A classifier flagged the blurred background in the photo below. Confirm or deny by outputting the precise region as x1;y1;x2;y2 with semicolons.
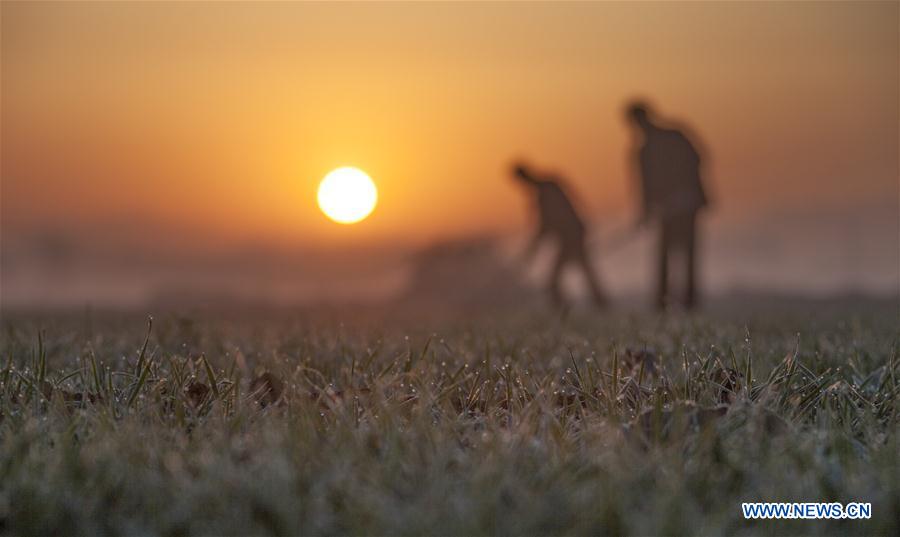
2;2;897;312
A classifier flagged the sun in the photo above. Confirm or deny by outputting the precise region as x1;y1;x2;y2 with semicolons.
317;167;378;224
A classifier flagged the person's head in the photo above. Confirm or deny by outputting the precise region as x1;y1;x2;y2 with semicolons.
625;100;653;130
511;161;536;185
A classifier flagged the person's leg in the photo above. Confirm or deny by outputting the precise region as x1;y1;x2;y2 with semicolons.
684;212;698;309
575;241;608;308
549;251;568;308
656;221;670;311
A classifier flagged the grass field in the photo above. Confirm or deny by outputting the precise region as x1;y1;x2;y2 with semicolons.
1;303;897;535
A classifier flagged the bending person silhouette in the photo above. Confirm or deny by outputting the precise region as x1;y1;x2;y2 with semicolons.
511;162;607;309
625;101;709;310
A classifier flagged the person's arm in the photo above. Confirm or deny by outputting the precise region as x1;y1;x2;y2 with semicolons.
683;128;711;208
630;148;652;227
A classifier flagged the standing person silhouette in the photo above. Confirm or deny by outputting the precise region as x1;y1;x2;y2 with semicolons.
511;162;607;309
625;101;709;310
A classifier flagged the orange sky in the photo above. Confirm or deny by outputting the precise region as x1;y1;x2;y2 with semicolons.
2;2;898;301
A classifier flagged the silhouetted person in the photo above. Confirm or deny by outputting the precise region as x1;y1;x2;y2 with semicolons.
511;162;607;309
626;101;709;310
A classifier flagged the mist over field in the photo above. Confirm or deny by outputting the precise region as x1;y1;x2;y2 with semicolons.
2;206;897;310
